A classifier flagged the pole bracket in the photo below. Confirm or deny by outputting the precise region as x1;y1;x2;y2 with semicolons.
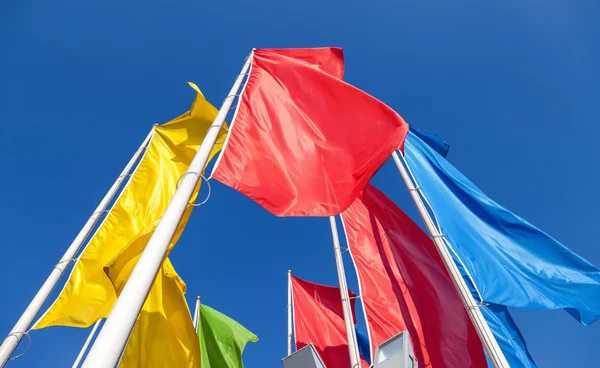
176;172;212;207
222;94;240;109
206;124;229;145
53;258;79;272
1;331;31;360
90;210;110;221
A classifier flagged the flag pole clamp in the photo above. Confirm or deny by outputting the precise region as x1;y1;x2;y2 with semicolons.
90;209;110;221
176;172;212;207
206;124;229;145
2;331;31;360
222;94;241;111
54;258;79;272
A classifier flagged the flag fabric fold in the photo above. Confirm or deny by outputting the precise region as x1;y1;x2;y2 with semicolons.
481;303;536;368
342;184;487;367
117;258;200;368
34;83;225;329
404;131;600;325
212;47;409;216
290;276;369;368
409;126;449;158
197;304;258;368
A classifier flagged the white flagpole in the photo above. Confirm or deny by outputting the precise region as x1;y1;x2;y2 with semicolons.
72;320;102;368
391;150;510;368
80;51;254;368
287;270;293;356
329;216;361;368
193;296;201;330
0;128;154;367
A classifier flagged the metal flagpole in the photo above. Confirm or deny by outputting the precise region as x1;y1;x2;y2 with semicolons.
72;320;102;368
193;296;201;330
391;150;510;368
80;50;255;368
0;128;155;367
287;270;293;356
329;216;362;368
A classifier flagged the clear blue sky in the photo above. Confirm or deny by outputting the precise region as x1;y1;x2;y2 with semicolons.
1;0;598;367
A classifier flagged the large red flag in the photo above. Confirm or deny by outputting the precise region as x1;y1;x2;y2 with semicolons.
342;185;487;368
291;276;369;368
212;47;409;216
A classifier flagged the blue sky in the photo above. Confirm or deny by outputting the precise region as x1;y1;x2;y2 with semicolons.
1;0;598;367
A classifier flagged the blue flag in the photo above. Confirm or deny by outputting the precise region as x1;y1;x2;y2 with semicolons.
404;131;600;325
355;328;371;365
409;126;450;158
481;304;536;368
453;258;536;368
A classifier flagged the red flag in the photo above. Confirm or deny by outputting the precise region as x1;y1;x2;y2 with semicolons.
291;276;369;368
342;185;487;368
212;47;409;216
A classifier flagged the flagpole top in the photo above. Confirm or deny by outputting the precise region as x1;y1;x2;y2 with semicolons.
196;296;201;301
153;123;158;127
287;270;291;275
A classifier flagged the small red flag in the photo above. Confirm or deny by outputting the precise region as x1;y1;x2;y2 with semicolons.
212;47;409;216
342;185;487;367
291;276;369;368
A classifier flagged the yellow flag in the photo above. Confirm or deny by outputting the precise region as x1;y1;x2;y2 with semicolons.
34;83;226;329
115;259;199;368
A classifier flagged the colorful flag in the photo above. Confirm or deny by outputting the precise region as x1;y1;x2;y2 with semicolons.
355;329;371;366
404;131;600;325
197;304;258;368
212;47;409;216
342;184;487;367
481;303;536;368
34;83;226;329
413;128;536;368
290;276;369;368
117;259;199;368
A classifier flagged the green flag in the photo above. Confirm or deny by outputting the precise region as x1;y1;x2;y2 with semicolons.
197;304;258;368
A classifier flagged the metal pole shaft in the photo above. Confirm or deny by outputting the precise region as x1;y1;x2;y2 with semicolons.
0;128;154;367
391;151;510;368
81;51;254;368
72;320;102;368
193;297;201;330
287;270;293;356
329;216;362;368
